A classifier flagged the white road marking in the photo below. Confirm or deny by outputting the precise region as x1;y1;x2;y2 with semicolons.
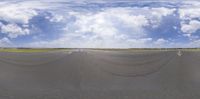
177;50;182;56
68;51;73;54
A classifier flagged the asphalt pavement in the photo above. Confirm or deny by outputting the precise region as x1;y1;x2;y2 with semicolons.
0;50;200;99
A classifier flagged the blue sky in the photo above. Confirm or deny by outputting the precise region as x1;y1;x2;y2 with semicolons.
0;0;200;48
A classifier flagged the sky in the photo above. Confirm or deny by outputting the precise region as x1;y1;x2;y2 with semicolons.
0;0;200;48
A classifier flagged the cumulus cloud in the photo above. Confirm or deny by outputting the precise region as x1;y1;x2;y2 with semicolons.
0;1;45;41
26;7;175;48
0;37;11;47
188;39;200;48
72;8;149;38
48;14;64;22
181;20;200;35
63;7;174;47
150;7;176;27
153;38;169;47
0;0;63;40
1;23;30;38
0;0;200;48
0;2;38;24
0;0;64;23
179;3;200;35
179;8;200;20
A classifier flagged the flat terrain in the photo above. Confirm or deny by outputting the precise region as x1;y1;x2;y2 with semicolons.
0;49;200;99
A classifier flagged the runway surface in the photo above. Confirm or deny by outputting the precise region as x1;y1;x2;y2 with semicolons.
0;49;200;99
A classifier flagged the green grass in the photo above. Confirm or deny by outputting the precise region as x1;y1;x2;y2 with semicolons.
181;48;200;51
0;48;69;53
92;48;200;52
92;48;169;51
1;48;200;53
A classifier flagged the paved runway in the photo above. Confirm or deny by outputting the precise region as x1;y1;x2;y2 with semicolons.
0;49;200;99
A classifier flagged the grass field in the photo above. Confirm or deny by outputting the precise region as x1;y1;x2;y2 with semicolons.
91;48;200;51
0;48;200;53
0;48;70;53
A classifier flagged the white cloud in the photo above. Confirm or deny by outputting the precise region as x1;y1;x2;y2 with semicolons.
2;0;193;48
0;0;63;40
188;39;200;48
179;8;200;20
143;7;176;28
179;2;200;35
0;37;11;47
58;8;153;48
151;7;175;16
155;38;168;44
0;0;63;24
181;20;200;34
0;1;48;40
26;7;175;48
49;14;64;22
1;23;30;38
0;2;37;24
153;38;169;47
73;8;149;38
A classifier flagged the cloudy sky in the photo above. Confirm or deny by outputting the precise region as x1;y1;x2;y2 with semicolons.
0;0;200;48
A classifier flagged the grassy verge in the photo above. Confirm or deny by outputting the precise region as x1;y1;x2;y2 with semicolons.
91;48;200;51
91;48;169;51
182;49;200;52
1;48;200;52
0;48;70;53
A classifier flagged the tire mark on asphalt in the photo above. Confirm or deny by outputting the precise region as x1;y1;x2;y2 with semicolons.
0;51;73;66
103;53;176;77
89;51;176;77
95;53;167;67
